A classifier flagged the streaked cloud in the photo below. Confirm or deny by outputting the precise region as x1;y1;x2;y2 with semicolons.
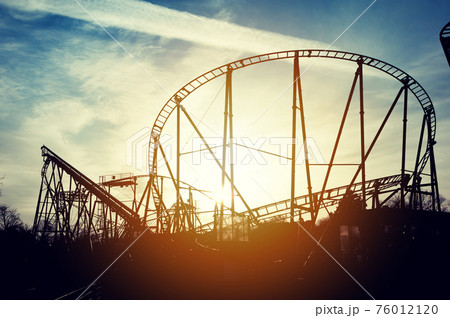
2;0;327;54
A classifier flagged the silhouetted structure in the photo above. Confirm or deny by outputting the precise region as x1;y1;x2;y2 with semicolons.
33;146;141;244
26;50;449;300
440;22;450;67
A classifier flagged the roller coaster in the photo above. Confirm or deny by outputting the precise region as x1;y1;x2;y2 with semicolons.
33;49;441;245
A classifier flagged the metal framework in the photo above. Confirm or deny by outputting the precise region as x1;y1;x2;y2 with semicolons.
198;173;409;233
440;22;450;68
32;50;442;240
33;146;141;244
145;50;441;234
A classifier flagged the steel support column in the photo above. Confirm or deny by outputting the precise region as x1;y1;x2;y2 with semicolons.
179;105;257;221
143;179;152;226
358;60;366;208
228;67;235;215
400;77;409;209
428;118;441;212
220;66;235;217
349;87;405;188
159;144;193;231
290;52;298;222
176;101;181;230
220;72;229;219
317;68;360;215
296;57;314;219
410;115;426;210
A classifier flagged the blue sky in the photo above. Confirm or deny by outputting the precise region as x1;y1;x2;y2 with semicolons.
0;0;449;224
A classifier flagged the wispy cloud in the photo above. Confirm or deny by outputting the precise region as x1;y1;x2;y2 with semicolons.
2;0;327;54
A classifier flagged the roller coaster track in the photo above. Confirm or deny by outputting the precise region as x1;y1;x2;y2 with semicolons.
99;174;214;227
440;22;450;68
38;146;141;227
196;174;408;233
148;50;436;183
32;49;441;240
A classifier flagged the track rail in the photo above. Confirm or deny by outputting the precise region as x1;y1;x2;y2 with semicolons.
196;174;408;233
40;146;141;226
148;50;436;180
440;22;450;67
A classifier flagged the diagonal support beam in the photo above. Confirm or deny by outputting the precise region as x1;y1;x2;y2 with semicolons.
317;67;360;215
159;144;194;231
409;115;426;210
178;102;257;221
350;86;405;187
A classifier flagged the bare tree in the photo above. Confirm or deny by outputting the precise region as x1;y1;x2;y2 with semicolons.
336;190;364;214
385;194;401;208
386;193;449;211
0;204;24;231
0;175;27;232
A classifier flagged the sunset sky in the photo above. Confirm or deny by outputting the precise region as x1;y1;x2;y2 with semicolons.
0;0;449;224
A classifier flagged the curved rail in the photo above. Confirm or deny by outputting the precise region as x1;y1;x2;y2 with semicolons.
440;22;450;67
149;49;435;174
196;173;408;233
147;49;437;223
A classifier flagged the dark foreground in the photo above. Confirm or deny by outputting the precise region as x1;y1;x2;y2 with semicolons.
2;208;450;300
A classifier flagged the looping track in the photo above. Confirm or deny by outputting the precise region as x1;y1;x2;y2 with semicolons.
148;50;436;183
